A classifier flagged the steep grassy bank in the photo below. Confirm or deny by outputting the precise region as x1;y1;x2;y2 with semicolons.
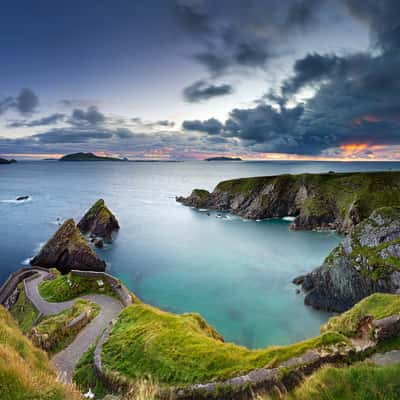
0;306;80;400
101;303;347;386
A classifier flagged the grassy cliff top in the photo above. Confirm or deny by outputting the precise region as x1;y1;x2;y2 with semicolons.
321;293;400;337
0;306;80;400
101;303;347;386
83;199;114;223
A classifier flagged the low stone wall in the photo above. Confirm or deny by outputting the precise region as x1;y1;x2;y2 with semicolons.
0;266;49;306
70;270;132;307
92;312;400;400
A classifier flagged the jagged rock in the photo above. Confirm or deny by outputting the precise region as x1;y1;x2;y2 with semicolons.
294;207;400;312
94;239;104;248
177;172;400;232
30;219;106;274
78;199;119;241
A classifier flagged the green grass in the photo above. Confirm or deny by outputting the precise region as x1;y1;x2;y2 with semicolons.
321;293;400;337
73;343;109;399
101;303;348;386
39;272;114;302
32;299;99;354
0;306;81;400
263;362;400;400
10;283;39;334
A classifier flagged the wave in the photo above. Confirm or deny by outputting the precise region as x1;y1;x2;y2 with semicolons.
282;216;296;222
0;196;32;204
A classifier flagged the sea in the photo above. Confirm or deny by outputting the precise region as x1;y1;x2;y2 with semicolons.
1;160;399;348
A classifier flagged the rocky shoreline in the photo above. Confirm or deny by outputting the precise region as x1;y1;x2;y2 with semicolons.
178;172;400;312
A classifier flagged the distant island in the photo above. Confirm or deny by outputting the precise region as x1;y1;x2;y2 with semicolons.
59;152;125;162
204;156;242;161
0;157;16;164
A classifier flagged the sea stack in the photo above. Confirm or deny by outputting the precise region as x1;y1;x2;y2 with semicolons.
78;199;119;241
30;219;106;273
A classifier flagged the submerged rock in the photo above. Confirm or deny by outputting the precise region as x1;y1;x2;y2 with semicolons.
295;207;400;312
78;199;119;241
30;218;106;274
177;171;400;232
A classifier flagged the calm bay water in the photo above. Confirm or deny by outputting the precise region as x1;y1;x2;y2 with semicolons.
1;160;400;348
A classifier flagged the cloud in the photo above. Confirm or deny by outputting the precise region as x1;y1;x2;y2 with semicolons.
69;106;106;126
182;117;223;134
183;80;233;102
175;0;324;75
8;113;65;128
0;88;39;116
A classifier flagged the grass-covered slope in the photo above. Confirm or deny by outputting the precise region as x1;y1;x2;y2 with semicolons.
10;283;39;334
39;272;114;302
101;303;347;386
262;362;400;400
321;293;400;337
0;306;80;400
178;171;400;232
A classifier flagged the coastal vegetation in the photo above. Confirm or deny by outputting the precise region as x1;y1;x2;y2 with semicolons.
0;306;80;400
321;293;400;337
9;283;39;334
262;362;400;400
31;299;99;354
39;271;114;302
101;302;348;386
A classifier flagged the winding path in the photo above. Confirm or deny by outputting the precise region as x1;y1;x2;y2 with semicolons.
24;271;123;382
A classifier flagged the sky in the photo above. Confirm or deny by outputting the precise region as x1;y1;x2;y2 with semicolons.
1;0;400;160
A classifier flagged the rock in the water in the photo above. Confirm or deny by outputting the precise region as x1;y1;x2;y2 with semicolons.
78;199;119;241
94;239;104;248
295;207;400;312
16;195;29;201
30;218;106;273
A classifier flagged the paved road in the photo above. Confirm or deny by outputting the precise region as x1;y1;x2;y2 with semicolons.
25;271;123;382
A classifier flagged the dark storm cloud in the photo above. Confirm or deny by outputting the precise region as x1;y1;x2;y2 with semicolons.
175;0;324;75
344;0;400;51
183;80;233;102
182;118;223;134
0;88;39;116
8;113;65;128
69;106;106;126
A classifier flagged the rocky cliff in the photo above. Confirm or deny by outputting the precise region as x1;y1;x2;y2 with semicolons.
177;172;400;232
30;219;106;273
294;207;400;312
78;199;119;241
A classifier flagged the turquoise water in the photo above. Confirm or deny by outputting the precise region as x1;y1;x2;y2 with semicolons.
2;160;400;348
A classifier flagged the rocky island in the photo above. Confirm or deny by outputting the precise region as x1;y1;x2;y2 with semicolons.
177;171;400;233
78;199;120;242
30;218;106;273
59;152;125;161
204;156;242;161
0;157;16;164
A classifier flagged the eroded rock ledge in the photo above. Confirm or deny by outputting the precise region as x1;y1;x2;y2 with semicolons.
177;171;400;233
30;219;106;273
295;207;400;312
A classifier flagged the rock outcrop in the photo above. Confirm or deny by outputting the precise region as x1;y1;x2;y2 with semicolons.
177;172;400;232
30;219;106;273
294;207;400;312
0;157;16;164
78;199;119;241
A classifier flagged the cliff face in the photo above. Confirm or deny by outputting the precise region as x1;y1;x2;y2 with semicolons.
30;219;106;273
295;207;400;312
78;199;119;241
177;172;400;232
